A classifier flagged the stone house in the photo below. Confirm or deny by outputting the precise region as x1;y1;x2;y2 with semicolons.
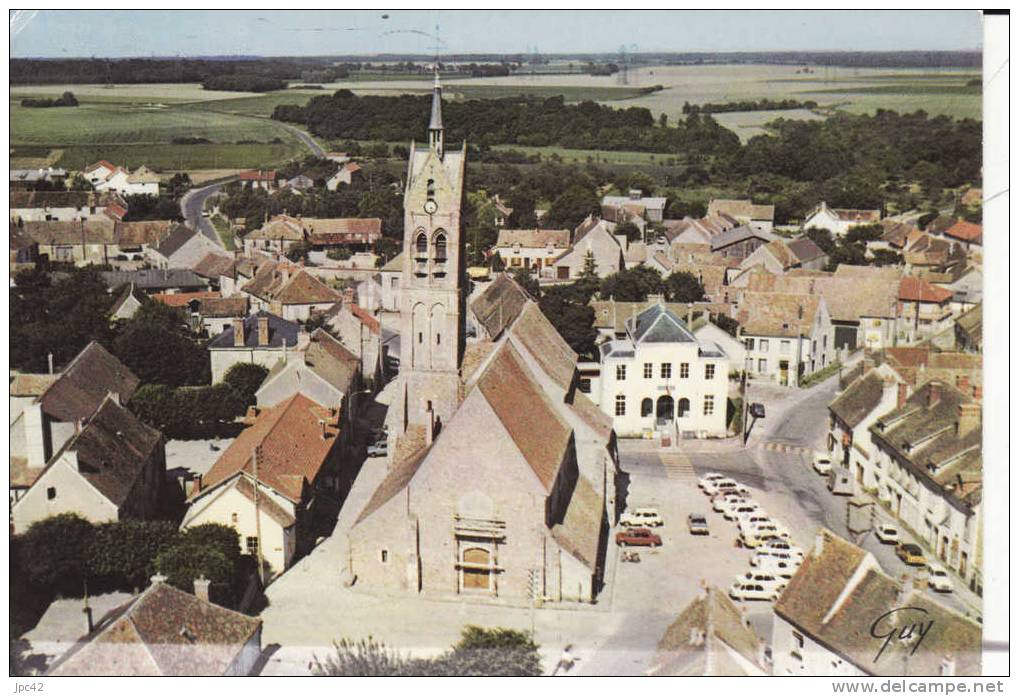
868;381;982;589
740;238;827;274
238;169;278;191
802;201;881;237
240;265;341;322
773;530;981;676
897;276;954;343
706;199;775;233
255;328;360;411
589;303;729;440
12;395;165;534
954;304;982;353
147;224;231;270
491;228;571;274
601;190;668;223
326;162;362;190
20;218;118;266
378;252;403;312
552;217;625;281
648;585;768;676
10;224;39;272
207;311;303;383
737;292;835;386
323;301;385;388
10;190;127;223
108;283;145;322
709;225;778;261
47;577;262;676
182;393;347;576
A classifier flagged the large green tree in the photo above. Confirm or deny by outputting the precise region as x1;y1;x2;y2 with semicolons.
599;266;665;302
539;284;598;359
664;271;706;303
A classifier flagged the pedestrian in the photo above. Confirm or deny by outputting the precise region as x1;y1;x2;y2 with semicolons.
557;644;575;673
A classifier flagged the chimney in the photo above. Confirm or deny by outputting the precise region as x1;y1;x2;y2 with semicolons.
897;382;909;409
813;532;825;557
319;418;328;440
47;352;54;374
257;316;270;347
232;317;245;347
927;383;942;409
955;374;970;392
193;575;210;602
956;403;981;438
687;303;693;326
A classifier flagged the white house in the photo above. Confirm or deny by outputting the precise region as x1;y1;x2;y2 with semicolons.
602;189;668;223
207;312;304;383
737;292;834;387
326;162;362;190
552;216;624;281
378;252;403;312
92;164;161;197
589;303;728;440
803;201;881;237
706;199;775;233
491;228;571;274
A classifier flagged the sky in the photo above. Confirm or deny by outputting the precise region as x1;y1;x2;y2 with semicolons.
10;10;983;59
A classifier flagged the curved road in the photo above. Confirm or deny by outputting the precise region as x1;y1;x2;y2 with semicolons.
181;181;229;245
277;122;325;158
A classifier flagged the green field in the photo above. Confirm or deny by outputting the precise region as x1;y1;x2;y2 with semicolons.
490;144;679;165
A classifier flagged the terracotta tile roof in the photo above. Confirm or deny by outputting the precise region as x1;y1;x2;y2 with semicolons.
470;273;531;338
85;160;117;173
461;341;497;384
348;303;380;335
509;302;577;390
245;216;304;242
10;190;124;210
955;303;981;344
776;531;981;676
114;220;174;247
831;208;880;223
10;456;43;489
550;475;603;570
651;586;765;676
707;199;775;222
22;219;117;246
9;373;59;397
762;239;798;269
126;165;160;184
192;253;237;280
238;169;276;182
833;264;902;280
737;292;820;338
880;220;920;249
199;393;340;503
569;391;614;441
272;269;342;305
960;188;982;206
303;328;359;393
899;276;953;303
38;342;139;423
944;220;982;244
477;342;572;491
305;217;382;245
495;228;571;249
48;582;261;676
152;291;220;308
197;295;248;318
829;369;887;428
355;426;430;525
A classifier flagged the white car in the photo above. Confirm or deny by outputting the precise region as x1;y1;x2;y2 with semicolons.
724;501;761;522
738;511;773;528
705;479;750;497
729;579;780;602
759;540;804;558
737;570;787;591
927;564;954;593
875;524;899;545
697;472;727;490
813;452;833;476
752;553;802;578
741;524;790;548
620;507;664;528
712;493;748;513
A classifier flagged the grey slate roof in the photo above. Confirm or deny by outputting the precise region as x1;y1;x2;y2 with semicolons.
101;269;209;291
627;304;697;344
152;224;199;259
208;310;300;350
710;225;777;251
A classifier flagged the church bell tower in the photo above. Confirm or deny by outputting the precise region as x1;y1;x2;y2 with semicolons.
398;72;467;432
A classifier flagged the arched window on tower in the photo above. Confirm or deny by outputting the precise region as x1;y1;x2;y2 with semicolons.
434;231;447;263
415;231;428;258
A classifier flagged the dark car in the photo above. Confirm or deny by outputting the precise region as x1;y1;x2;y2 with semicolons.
687;513;709;535
615;527;662;547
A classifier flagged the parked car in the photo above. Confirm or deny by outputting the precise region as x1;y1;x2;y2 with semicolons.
712;493;748;513
759;539;803;558
752;553;801;578
736;510;771;527
705;479;750;497
687;513;709;535
616;527;662;547
724;501;761;522
896;543;926;566
741;524;790;548
729;579;779;602
927;564;954;593
620;507;664;528
366;439;388;457
875;524;900;545
738;516;781;536
813;452;833;476
737;571;787;592
697;472;727;490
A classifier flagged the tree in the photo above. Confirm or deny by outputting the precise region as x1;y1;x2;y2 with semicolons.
87;520;179;591
664;271;706;303
615;221;642;242
313;637;408;676
222;363;270;406
489;253;506;272
539;285;597;359
438;626;542;676
508;266;539;297
713;314;741;337
112;302;210;387
845;223;884;245
19;514;95;594
543;185;599;230
286;240;312;262
599;266;664;302
153;524;240;604
870;249;904;267
68;173;93;191
804;227;836;255
165;172;192;200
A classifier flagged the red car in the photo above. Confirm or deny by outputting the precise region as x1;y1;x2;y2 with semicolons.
616;527;662;547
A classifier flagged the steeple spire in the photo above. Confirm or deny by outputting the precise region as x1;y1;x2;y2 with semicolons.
428;69;444;158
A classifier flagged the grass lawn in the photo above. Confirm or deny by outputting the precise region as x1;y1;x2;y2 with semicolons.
53;142;304;171
210;214;235;250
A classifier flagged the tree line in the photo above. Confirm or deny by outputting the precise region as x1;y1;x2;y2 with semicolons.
20;90;78;108
10;56;329;85
682;97;819;114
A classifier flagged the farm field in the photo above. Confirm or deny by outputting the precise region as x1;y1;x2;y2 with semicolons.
489;144;681;165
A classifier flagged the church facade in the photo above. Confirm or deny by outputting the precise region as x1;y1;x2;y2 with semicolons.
348;82;616;604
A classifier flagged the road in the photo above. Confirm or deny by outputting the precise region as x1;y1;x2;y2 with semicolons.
277;122;325;158
180;181;227;245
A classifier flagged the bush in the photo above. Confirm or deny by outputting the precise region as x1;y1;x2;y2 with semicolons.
800;361;842;389
86;520;179;591
326;247;353;261
222;363;270;406
128;382;246;439
19;514;96;594
153;524;241;605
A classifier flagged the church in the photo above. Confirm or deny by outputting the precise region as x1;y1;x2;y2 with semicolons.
347;76;618;604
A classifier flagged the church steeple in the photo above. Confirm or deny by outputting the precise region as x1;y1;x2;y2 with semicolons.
428;71;444;159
